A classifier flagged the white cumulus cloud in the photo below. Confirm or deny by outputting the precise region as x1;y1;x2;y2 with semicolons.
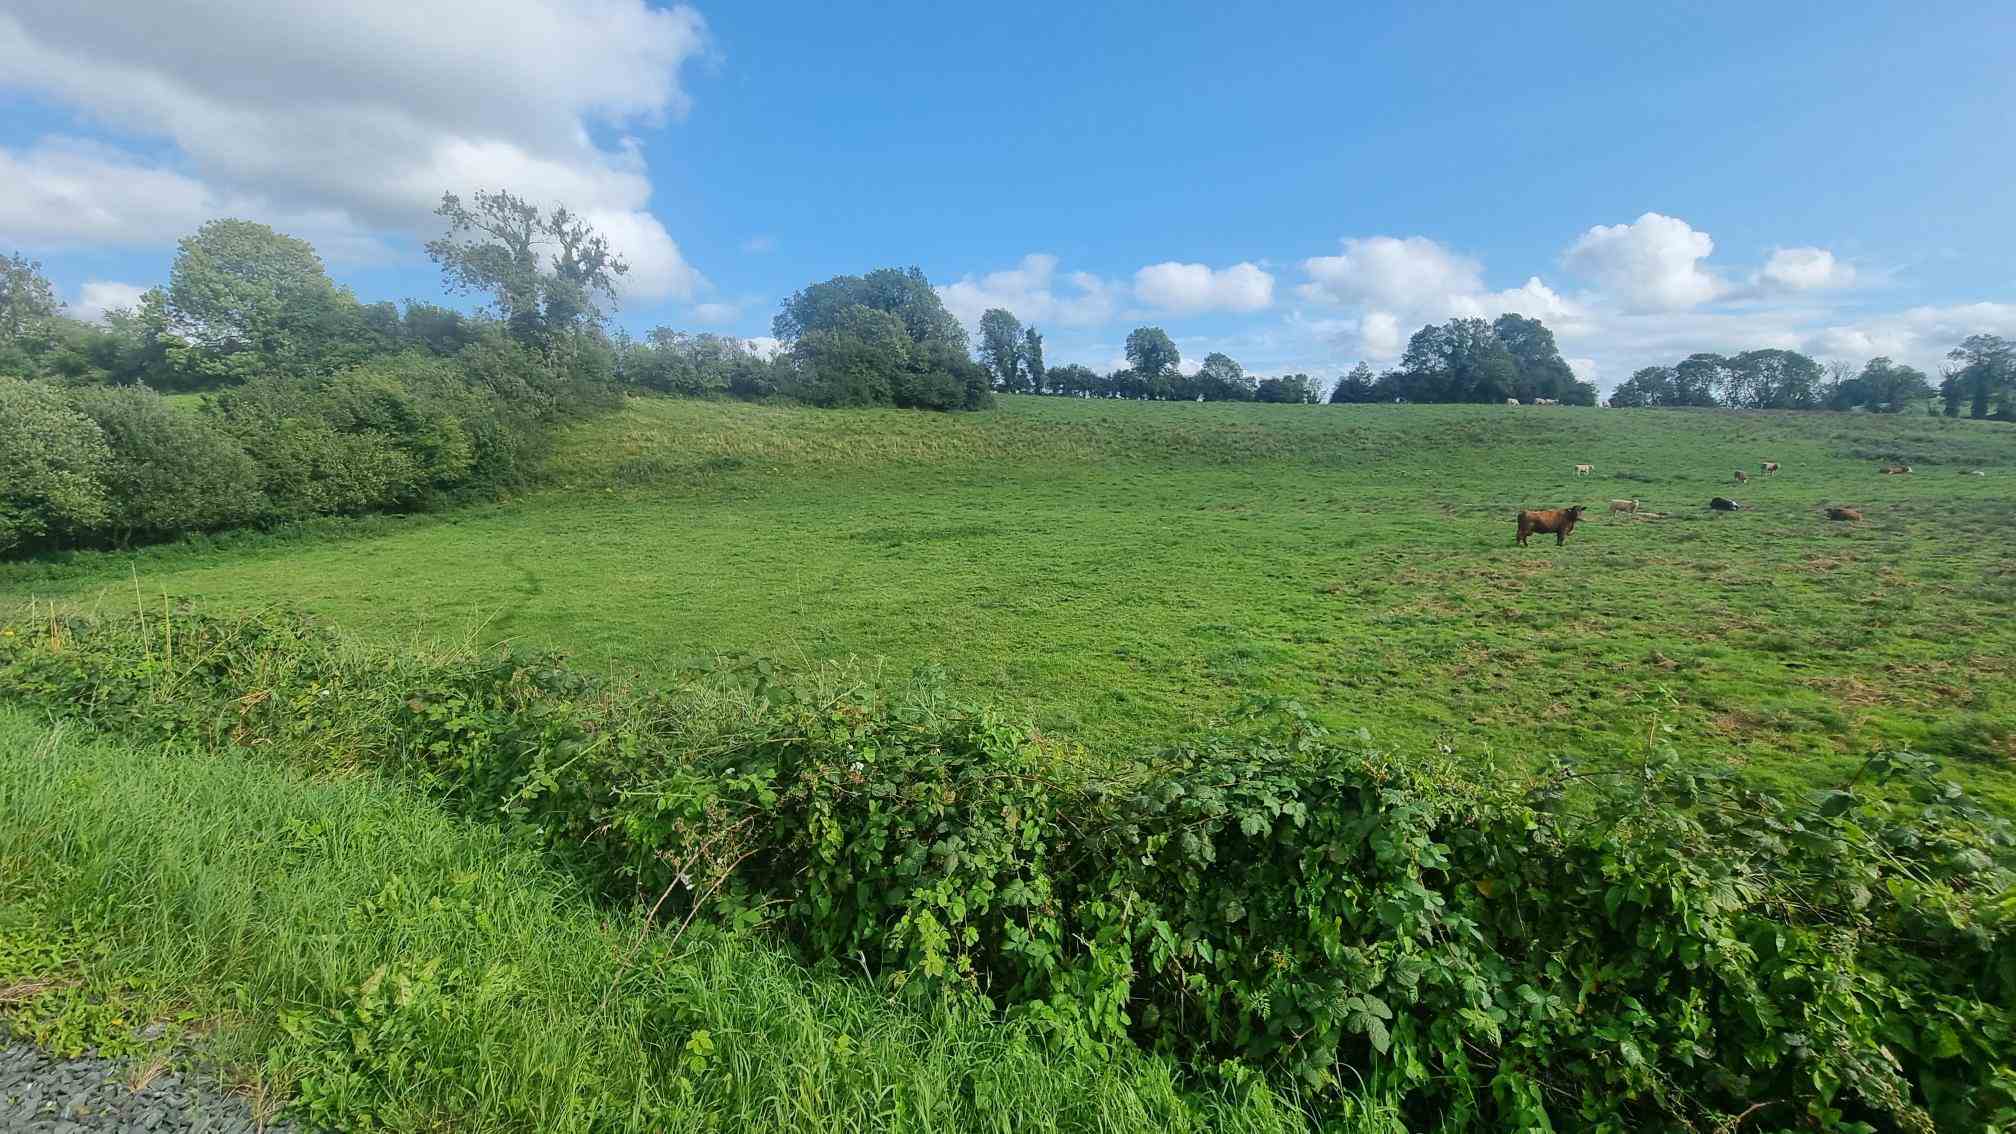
71;280;151;323
1757;246;1856;292
1803;302;2016;369
1132;261;1274;315
1358;311;1404;357
1293;236;1586;363
1563;212;1723;311
0;0;709;297
1299;236;1484;310
937;253;1122;331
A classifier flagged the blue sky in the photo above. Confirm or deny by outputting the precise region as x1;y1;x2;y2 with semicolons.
3;0;2012;390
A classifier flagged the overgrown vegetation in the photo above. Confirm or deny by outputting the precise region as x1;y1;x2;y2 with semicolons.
0;340;604;555
0;707;1303;1133
4;608;2010;1131
1610;339;2016;419
0;210;626;556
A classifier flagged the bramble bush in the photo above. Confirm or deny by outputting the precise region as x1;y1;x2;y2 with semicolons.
2;608;2010;1132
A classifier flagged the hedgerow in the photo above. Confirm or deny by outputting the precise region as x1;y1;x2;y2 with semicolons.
2;333;614;557
2;607;2010;1132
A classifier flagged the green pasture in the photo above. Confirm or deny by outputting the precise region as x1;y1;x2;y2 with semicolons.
7;396;2012;802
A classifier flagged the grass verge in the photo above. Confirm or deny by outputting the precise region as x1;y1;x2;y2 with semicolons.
0;706;1314;1134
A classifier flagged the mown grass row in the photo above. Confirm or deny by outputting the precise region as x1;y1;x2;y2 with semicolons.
0;706;1312;1134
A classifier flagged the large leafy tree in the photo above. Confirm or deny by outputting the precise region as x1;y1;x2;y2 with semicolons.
1196;352;1254;401
1671;353;1726;406
1395;318;1518;403
779;291;989;413
1832;357;1934;413
1608;366;1675;407
164;219;362;383
1946;334;2014;420
426;190;627;347
1020;327;1045;394
1124;326;1180;382
1720;349;1822;409
978;308;1024;391
1254;373;1321;403
1329;361;1378;404
0;252;62;345
1492;313;1578;402
773;267;965;352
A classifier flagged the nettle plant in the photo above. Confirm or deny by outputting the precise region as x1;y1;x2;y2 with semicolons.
3;611;2011;1132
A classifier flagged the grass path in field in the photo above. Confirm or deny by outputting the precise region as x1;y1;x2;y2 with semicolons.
8;398;2014;804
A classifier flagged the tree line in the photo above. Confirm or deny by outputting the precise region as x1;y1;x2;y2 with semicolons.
0;193;635;556
598;267;992;411
1;195;1017;555
1607;336;2014;418
961;308;1594;407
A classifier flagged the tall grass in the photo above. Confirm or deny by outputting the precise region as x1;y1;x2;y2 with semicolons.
0;707;1318;1133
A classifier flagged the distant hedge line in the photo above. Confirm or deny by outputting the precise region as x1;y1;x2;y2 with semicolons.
0;340;612;557
2;609;2010;1132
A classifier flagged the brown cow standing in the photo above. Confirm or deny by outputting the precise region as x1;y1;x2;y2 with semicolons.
1734;470;1748;483
1517;505;1586;546
1762;461;1780;474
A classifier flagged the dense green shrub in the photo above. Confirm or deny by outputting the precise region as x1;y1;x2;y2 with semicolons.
0;376;112;554
207;378;433;518
787;325;897;408
3;609;2011;1132
0;333;614;555
783;323;993;411
67;385;266;542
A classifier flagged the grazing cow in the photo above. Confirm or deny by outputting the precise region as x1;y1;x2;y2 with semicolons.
1733;470;1748;483
1516;505;1586;546
1574;463;1593;475
1709;497;1741;511
1506;397;1520;406
1826;506;1863;522
1609;499;1638;513
1762;461;1780;474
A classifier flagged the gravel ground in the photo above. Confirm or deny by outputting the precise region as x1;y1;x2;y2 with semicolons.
0;1044;296;1133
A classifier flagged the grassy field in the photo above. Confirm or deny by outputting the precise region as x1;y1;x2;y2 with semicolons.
6;395;2014;803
